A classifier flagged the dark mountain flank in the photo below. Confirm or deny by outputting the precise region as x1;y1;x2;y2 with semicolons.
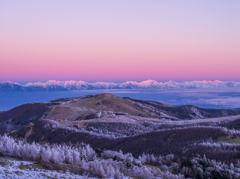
0;103;50;135
124;97;240;119
10;119;227;157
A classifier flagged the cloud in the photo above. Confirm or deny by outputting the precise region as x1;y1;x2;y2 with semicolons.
198;97;240;108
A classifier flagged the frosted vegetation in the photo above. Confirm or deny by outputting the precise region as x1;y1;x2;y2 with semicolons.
0;157;92;179
0;135;182;178
1;135;240;178
45;119;240;139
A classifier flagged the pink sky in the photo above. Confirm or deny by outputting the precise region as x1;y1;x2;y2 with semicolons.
0;1;239;82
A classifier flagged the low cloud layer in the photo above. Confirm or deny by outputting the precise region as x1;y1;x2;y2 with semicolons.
198;97;240;108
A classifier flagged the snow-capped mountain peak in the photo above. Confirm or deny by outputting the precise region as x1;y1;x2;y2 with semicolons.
1;80;240;92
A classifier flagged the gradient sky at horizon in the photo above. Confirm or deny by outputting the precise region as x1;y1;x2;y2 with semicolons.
0;0;240;82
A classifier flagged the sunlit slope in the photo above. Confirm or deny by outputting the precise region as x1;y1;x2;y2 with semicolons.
69;93;149;115
46;93;153;121
46;93;240;121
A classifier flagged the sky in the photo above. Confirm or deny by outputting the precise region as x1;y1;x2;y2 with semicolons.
0;0;240;82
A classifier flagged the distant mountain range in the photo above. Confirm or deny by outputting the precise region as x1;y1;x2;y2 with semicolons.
1;80;240;91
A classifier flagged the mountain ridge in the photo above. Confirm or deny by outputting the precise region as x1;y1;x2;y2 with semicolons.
1;93;239;130
1;79;240;91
